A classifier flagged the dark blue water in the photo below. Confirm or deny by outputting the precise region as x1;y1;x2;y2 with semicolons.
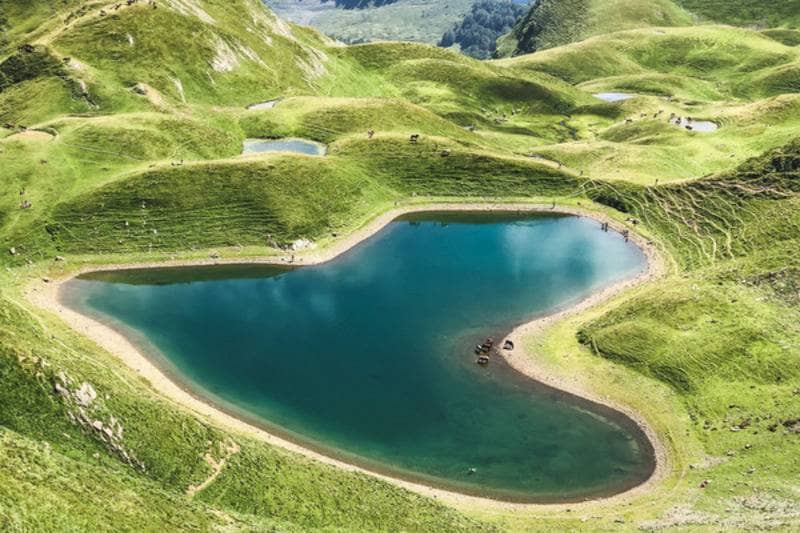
243;138;326;155
63;213;654;501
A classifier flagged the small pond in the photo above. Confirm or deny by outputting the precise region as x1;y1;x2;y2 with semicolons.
243;138;327;156
593;92;636;103
670;117;718;132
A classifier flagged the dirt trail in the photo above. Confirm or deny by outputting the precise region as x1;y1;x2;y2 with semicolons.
186;439;240;497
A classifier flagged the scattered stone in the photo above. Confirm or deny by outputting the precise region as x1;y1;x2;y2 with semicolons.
9;247;17;256
53;382;70;398
75;382;98;407
55;256;65;262
290;238;313;251
699;479;711;488
781;418;800;433
42;277;51;283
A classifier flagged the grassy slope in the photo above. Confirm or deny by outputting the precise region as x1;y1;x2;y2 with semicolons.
2;0;800;530
497;26;800;183
495;0;693;57
675;0;800;28
497;0;800;58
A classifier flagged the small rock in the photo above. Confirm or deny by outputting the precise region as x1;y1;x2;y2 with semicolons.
9;247;16;256
290;238;313;251
75;383;97;407
55;256;65;262
699;479;711;488
53;382;70;398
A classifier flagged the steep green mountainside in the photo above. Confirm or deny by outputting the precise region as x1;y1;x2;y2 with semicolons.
2;0;800;530
495;0;693;56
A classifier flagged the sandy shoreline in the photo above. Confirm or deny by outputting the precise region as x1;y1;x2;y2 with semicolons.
26;202;669;510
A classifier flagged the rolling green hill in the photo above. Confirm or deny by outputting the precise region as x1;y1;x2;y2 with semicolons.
497;0;800;58
495;0;693;56
2;0;800;530
675;0;800;28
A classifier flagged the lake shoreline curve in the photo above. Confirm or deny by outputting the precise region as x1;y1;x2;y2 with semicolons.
27;202;668;510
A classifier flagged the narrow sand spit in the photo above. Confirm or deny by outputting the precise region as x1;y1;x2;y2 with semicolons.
27;202;668;510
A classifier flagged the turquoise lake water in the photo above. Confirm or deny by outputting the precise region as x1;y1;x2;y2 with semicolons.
63;212;655;501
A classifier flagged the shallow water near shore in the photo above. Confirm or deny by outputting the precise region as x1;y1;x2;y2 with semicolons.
63;213;655;502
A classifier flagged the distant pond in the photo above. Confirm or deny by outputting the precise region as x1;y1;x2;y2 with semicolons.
243;138;326;156
593;92;636;103
62;213;655;502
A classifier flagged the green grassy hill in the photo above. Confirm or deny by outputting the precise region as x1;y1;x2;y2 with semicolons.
675;0;800;28
497;0;800;58
495;0;694;57
2;0;800;530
